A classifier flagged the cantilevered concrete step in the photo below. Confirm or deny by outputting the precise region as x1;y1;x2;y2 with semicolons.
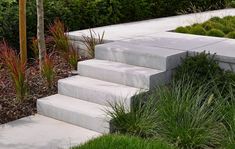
78;59;170;89
58;75;141;107
95;41;186;71
37;94;111;134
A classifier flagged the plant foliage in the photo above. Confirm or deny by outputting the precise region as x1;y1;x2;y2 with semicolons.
0;40;27;101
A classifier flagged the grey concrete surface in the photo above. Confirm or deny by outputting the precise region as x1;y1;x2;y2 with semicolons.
0;115;101;149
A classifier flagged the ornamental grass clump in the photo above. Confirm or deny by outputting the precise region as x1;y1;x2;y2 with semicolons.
108;78;225;149
49;19;69;54
67;46;80;70
0;41;27;101
155;79;225;149
49;19;80;70
107;92;160;138
41;53;55;89
82;30;105;59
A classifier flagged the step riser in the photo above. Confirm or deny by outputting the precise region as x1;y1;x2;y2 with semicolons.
78;63;169;89
150;70;172;89
58;81;132;107
37;101;110;134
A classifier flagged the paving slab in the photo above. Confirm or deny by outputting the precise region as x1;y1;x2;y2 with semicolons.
68;9;235;41
0;115;101;149
122;32;226;51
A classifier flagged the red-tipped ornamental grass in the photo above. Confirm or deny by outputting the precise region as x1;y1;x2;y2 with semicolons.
41;53;55;88
67;46;80;70
0;41;27;101
49;19;69;54
49;19;80;69
82;29;105;58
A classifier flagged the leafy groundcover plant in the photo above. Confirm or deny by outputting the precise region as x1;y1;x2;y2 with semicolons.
72;134;174;149
175;16;235;39
107;52;235;149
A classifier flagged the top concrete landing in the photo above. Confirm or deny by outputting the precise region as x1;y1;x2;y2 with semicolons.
68;9;235;41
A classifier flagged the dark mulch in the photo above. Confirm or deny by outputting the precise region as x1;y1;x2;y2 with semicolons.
0;53;72;124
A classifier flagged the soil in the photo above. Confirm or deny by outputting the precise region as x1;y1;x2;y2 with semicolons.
0;52;72;124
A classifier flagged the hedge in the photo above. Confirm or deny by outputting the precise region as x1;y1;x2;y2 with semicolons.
0;0;232;51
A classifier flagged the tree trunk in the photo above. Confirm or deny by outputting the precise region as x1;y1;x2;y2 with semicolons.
36;0;46;70
19;0;27;64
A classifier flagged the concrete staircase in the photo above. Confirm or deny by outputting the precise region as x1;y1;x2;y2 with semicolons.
37;41;186;134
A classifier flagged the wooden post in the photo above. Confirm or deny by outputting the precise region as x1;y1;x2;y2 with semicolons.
19;0;27;64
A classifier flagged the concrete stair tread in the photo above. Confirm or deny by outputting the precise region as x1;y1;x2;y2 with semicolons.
58;75;141;104
95;41;186;70
96;41;186;57
78;59;168;89
79;59;164;75
38;94;111;118
37;94;112;133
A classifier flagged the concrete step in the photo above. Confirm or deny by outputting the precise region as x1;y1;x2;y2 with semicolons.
37;94;112;134
95;41;186;71
58;75;141;107
78;59;170;89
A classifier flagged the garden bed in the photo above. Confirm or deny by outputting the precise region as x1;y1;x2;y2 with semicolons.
0;53;71;124
175;16;235;38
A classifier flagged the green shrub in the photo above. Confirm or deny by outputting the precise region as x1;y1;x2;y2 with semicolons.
189;25;207;35
176;15;235;37
226;31;235;38
209;17;224;24
202;21;232;33
206;29;225;37
175;27;189;33
174;52;235;97
72;135;174;149
0;0;230;51
174;52;222;86
223;16;235;22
